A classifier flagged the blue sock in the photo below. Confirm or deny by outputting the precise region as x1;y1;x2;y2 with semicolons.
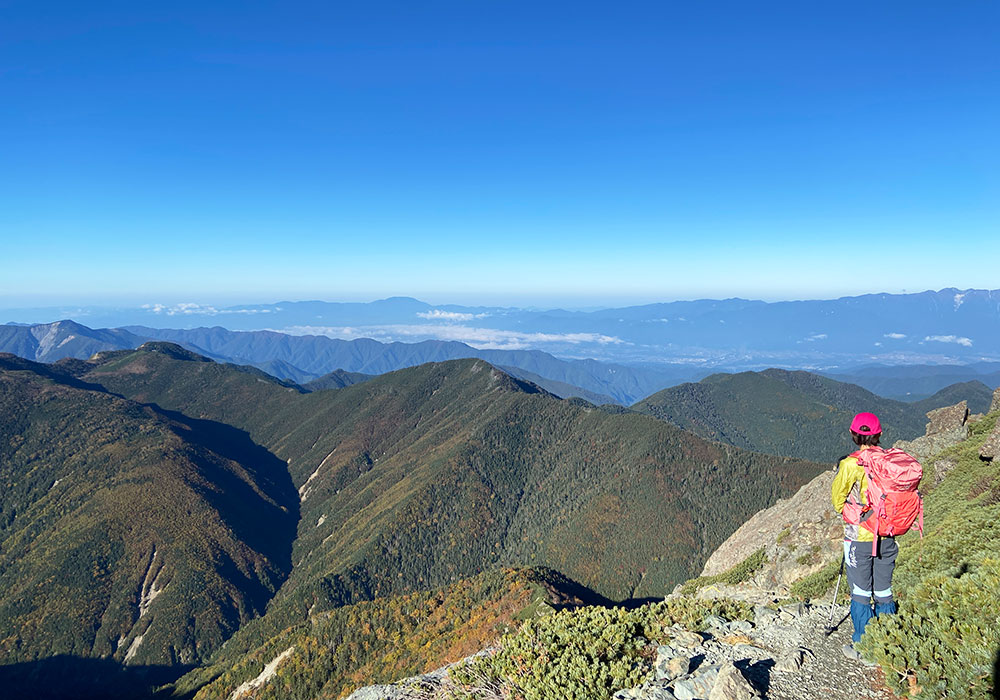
850;600;874;643
875;601;896;616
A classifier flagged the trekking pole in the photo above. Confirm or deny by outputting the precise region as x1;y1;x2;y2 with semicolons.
825;553;845;634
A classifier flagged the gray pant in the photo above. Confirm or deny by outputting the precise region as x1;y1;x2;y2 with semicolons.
844;537;897;604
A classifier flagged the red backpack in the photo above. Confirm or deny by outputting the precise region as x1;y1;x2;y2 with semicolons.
852;447;925;554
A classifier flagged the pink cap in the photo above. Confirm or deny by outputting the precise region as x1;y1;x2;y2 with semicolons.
850;412;881;435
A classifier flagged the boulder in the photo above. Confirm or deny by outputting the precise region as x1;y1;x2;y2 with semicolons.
991;387;1000;414
708;662;761;700
673;665;720;700
345;686;407;700
774;646;815;673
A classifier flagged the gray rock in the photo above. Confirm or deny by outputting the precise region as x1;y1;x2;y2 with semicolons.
673;664;720;700
615;683;679;700
727;620;753;633
980;420;1000;461
926;401;969;435
774;646;815;673
991;387;1000;414
778;602;806;619
753;605;779;626
668;628;704;649
704;614;728;630
708;661;761;700
932;457;959;485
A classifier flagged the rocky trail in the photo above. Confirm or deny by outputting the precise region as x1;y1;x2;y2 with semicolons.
345;600;900;700
613;601;898;700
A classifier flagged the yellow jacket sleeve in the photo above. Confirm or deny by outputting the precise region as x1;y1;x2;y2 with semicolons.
831;455;858;514
831;453;873;542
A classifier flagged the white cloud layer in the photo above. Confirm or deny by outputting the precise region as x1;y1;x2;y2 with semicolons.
280;324;627;350
142;303;275;316
804;333;828;341
415;309;488;322
884;332;907;339
924;334;973;347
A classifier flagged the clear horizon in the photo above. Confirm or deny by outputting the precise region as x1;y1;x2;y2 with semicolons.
2;285;996;316
3;1;998;304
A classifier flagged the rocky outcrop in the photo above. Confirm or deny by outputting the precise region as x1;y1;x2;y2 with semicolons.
894;401;971;475
697;469;841;598
925;401;969;435
991;387;1000;414
611;605;893;700
980;421;1000;461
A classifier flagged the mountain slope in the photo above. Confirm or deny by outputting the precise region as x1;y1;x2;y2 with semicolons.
631;369;986;463
174;567;601;700
74;345;823;666
910;379;994;416
0;354;298;670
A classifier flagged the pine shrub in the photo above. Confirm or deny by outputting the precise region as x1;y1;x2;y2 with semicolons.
858;557;1000;700
678;548;766;595
449;598;752;700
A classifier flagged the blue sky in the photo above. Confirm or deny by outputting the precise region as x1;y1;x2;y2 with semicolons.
2;1;998;307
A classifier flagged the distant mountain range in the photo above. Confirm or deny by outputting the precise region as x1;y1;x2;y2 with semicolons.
822;362;1000;400
0;320;695;404
5;288;1000;367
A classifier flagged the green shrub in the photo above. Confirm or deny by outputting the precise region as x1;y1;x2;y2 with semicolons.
449;598;752;700
790;557;846;602
678;548;766;595
858;557;1000;700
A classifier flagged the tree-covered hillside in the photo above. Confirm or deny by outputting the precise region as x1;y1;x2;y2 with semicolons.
632;368;989;463
0;354;299;671
74;346;822;658
174;567;599;700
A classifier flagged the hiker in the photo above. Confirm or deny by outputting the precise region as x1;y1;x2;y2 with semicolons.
831;412;916;662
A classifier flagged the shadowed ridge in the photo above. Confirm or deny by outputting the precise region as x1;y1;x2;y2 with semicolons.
0;352;111;393
0;654;191;700
0;361;300;669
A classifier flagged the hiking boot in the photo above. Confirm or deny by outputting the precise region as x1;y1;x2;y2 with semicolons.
841;643;877;667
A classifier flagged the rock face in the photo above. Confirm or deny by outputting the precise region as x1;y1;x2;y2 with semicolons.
925;401;969;435
697;469;842;597
894;401;971;468
991;387;1000;414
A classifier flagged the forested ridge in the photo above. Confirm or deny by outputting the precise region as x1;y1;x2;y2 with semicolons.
1;344;849;698
633;368;992;462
